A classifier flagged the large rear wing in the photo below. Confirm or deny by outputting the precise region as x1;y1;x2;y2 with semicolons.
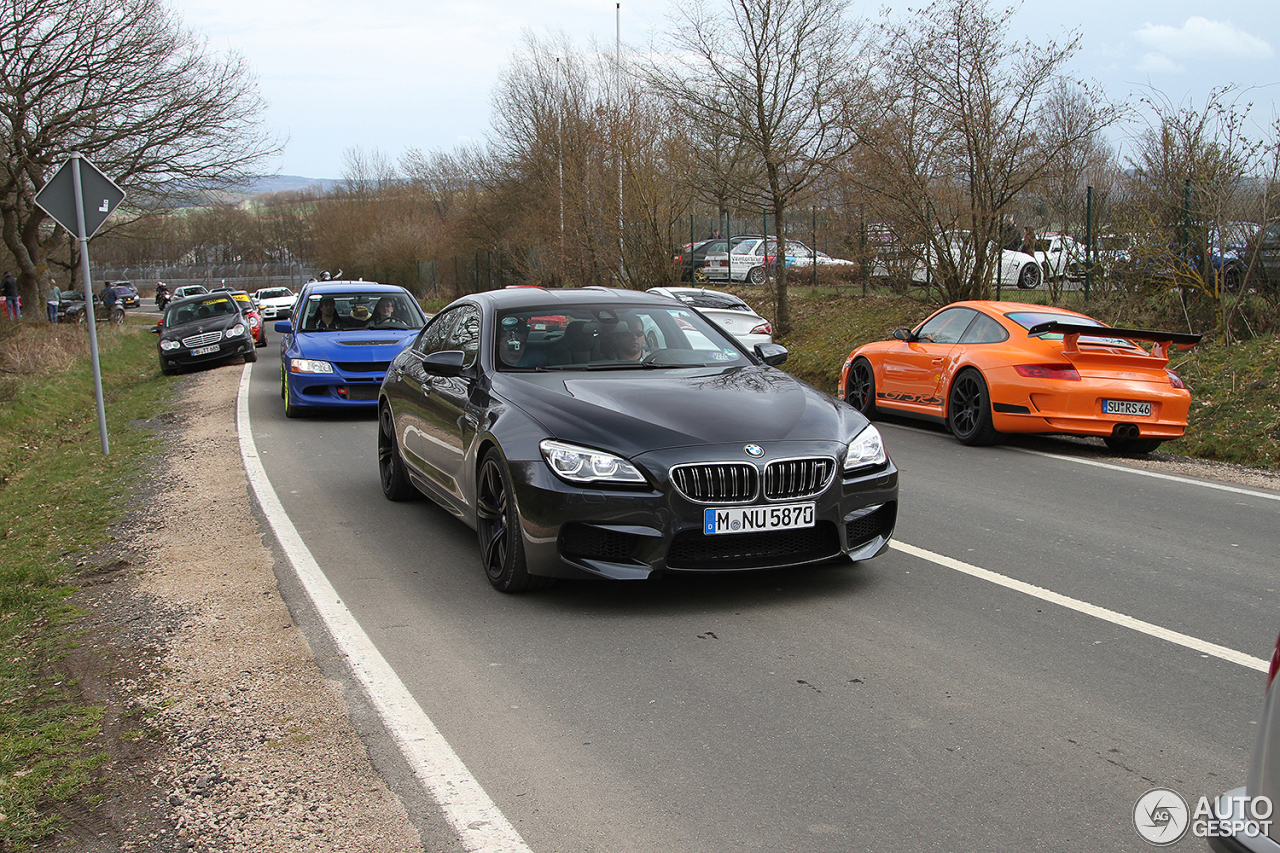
1026;321;1202;359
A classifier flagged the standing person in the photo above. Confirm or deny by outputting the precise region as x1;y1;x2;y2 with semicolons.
999;216;1020;252
101;281;118;321
1;271;18;320
47;280;60;323
1020;226;1037;256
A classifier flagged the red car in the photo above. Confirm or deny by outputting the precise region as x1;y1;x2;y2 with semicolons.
230;291;267;347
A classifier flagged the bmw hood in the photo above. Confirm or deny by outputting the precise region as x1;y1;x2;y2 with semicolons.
497;366;863;455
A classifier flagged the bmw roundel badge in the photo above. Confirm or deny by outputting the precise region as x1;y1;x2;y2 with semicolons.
744;444;764;458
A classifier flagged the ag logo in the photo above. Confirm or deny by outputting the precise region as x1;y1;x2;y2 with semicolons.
1134;788;1190;845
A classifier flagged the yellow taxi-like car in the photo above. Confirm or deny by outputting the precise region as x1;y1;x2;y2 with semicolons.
839;301;1202;455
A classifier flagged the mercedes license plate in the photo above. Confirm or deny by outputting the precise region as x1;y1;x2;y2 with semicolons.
1102;399;1151;417
704;502;815;535
191;344;219;356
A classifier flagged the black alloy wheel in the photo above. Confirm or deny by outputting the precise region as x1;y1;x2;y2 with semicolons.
947;369;999;446
476;449;548;593
378;405;417;501
846;358;877;417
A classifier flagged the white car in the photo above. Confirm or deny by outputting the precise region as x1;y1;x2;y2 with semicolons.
645;286;773;350
1034;233;1087;283
702;236;855;285
171;284;208;300
251;286;296;320
871;236;1043;290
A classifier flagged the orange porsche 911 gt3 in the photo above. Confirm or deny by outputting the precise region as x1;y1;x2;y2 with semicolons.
839;301;1202;454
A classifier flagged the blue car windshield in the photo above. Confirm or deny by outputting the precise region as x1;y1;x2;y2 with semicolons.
495;304;750;371
300;292;425;332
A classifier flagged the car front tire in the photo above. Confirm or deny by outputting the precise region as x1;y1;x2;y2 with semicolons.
476;449;550;593
1016;263;1042;289
845;358;877;417
947;369;999;446
747;265;768;285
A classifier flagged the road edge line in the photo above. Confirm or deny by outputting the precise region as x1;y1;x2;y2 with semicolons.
235;365;533;853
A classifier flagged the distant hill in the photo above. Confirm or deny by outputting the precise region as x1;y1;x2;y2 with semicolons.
247;175;337;195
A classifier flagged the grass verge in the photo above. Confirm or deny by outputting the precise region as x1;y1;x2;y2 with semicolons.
0;321;173;849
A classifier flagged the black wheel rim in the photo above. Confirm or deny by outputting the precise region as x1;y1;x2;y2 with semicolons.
477;460;509;581
850;363;873;410
950;375;981;437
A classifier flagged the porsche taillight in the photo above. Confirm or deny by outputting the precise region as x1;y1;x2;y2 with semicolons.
1014;364;1080;380
1167;370;1187;389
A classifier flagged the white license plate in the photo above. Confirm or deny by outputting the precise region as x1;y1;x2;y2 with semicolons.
1102;399;1152;417
191;344;220;356
704;502;815;535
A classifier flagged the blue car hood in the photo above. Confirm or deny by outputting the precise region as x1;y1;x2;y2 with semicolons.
496;365;860;455
292;330;417;361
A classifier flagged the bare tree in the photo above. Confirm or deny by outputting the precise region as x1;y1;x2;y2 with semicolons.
645;0;868;335
854;0;1113;302
0;0;276;312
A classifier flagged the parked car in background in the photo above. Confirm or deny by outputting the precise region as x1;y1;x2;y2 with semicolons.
228;290;267;347
1243;219;1280;291
251;286;296;320
110;281;140;309
377;286;897;592
277;281;427;418
154;292;258;375
645;286;773;349
840;300;1201;454
702;236;856;284
172;284;209;300
1033;233;1087;283
672;239;728;282
1208;630;1280;853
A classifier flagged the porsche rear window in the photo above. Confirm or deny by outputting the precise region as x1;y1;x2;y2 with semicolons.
1006;311;1141;348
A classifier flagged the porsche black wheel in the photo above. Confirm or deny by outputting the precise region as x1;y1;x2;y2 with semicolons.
378;405;416;501
947;369;999;446
476;449;549;593
846;358;877;417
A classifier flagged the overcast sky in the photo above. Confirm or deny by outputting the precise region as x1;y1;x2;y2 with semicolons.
170;0;1280;180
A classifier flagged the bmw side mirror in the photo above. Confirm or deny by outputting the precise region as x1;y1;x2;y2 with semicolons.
420;349;466;377
754;342;788;367
274;320;293;333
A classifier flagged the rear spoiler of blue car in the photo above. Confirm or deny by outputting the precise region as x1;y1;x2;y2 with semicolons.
1027;321;1202;358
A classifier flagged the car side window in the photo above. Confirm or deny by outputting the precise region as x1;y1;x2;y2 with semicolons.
958;313;1009;344
445;307;481;367
414;309;458;357
916;308;977;344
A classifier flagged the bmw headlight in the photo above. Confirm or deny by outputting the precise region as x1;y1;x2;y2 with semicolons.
225;323;246;338
843;425;886;473
540;440;645;485
289;358;334;374
159;339;182;352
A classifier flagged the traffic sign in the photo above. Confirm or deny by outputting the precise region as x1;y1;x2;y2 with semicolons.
34;155;125;239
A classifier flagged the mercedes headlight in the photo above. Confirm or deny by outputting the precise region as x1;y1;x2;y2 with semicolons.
159;339;182;352
843;425;886;473
225;323;246;338
540;440;645;485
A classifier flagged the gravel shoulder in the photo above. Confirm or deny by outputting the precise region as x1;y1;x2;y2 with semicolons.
44;365;426;851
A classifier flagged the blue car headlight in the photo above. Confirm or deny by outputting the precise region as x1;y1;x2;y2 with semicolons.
540;440;645;485
843;425;886;473
288;358;334;374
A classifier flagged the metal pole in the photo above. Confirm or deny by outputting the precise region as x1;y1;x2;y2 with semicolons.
1085;185;1093;302
70;152;110;454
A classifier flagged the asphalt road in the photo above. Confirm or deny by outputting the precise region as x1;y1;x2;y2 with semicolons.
245;354;1279;852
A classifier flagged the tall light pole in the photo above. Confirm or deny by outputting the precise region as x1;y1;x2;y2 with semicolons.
616;3;624;282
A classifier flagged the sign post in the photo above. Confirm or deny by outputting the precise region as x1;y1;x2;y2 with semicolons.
34;153;126;455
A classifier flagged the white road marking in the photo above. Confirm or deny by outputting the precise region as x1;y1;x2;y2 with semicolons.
235;366;533;853
890;540;1270;672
